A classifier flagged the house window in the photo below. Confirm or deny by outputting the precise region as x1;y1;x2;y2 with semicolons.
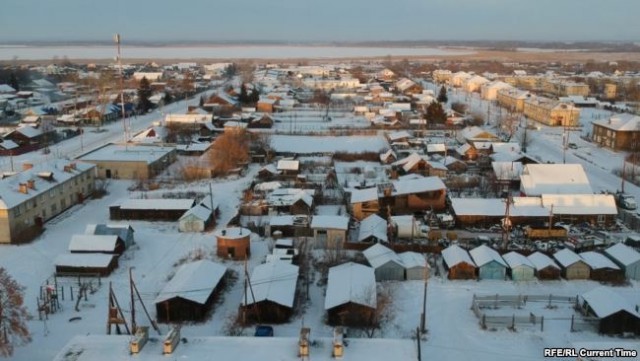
51;204;57;213
14;206;21;217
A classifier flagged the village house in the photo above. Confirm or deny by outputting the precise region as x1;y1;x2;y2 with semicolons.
241;261;299;323
357;214;388;243
85;224;135;249
456;126;499;145
348;188;379;221
54;253;118;277
394;78;423;95
591;114;640;151
266;188;314;215
497;88;531;112
154;260;227;323
449;197;549;227
325;262;377;327
379;176;447;213
0;160;96;244
579;287;640;335
540;194;617;226
520;164;592;196
78;143;177;180
604;243;640;280
310;215;349;248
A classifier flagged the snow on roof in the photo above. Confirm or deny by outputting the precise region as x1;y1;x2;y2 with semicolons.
392;152;425;173
580;287;640;319
502;252;534;269
164;113;210;124
398;251;427;269
450;197;549;218
154;260;226;305
470;245;507;268
116;198;195;211
349;187;378;203
266;188;313;208
578;251;620;270
54;335;417;361
214;227;251;238
363;243;402;269
387;130;411;142
79;144;175;164
0;139;18;150
310;215;349;230
553;248;584;268
541;194;617;215
0;159;95;210
179;204;212;222
176;142;211;152
55;253;115;268
68;235;120;253
605;243;640;266
379;149;396;162
441;245;476;268
520;164;592;196
492;162;523;181
358;214;388;242
392;176;445;196
242;261;299;308
457;126;497;143
254;180;282;192
270;135;388;154
268;215;296;226
527;252;560;271
325;262;376;310
0;84;16;93
592;113;640;132
258;164;279;175
426;143;446;153
10;125;42;138
276;159;299;171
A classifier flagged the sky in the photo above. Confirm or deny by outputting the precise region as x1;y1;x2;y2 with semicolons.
1;0;639;43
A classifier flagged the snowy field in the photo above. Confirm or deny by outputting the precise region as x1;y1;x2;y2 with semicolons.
270;134;388;154
0;45;473;60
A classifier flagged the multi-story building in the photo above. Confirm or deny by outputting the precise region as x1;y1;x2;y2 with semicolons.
523;97;581;127
78;143;176;180
542;79;589;97
432;69;452;84
497;88;531;112
592;114;640;151
0;160;96;244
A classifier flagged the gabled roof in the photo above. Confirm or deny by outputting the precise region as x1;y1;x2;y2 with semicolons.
55;253;115;268
387;130;411;142
276;159;299;171
391;176;445;196
115;198;195;211
242;261;299;308
179;204;212;222
604;243;640;266
553;248;585;268
310;215;349;230
492;162;524;181
325;262;376;310
470;245;507;268
154;260;227;305
349;187;378;204
68;235;121;253
592;114;640;132
521;164;592;196
398;252;427;269
392;152;426;173
578;251;620;270
581;287;640;318
541;194;617;215
363;243;403;269
441;245;476;268
358;214;388;243
527;251;560;271
502;252;534;269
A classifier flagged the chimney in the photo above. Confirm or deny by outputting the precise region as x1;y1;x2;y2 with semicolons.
18;183;28;194
63;165;71;173
299;327;310;358
22;162;34;171
27;179;35;189
332;327;344;358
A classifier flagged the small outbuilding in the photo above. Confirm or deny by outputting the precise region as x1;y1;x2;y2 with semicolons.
469;245;508;280
85;224;135;249
579;251;625;283
179;204;213;232
502;252;535;281
527;251;561;280
68;235;126;255
241;261;299;323
363;243;405;281
154;260;227;323
399;251;428;280
216;227;251;260
110;199;195;221
441;245;476;280
553;249;590;280
325;262;377;327
604;243;640;280
310;215;349;248
357;214;388;243
579;287;640;335
55;253;118;276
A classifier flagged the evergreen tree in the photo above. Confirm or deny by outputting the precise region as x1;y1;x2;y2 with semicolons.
426;101;447;124
199;95;205;107
8;72;19;92
239;84;249;105
163;92;173;105
437;85;448;103
250;88;260;104
137;76;153;113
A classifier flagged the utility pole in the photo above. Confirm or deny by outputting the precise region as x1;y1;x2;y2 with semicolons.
243;256;248;324
129;267;136;333
420;254;428;333
114;34;128;144
502;195;511;251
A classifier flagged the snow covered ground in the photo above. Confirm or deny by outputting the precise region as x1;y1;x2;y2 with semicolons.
270;134;388;154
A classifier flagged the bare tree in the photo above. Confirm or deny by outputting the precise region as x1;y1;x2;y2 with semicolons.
363;285;394;338
209;130;250;176
0;268;31;357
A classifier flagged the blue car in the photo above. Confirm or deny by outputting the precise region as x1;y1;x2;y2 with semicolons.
254;325;274;337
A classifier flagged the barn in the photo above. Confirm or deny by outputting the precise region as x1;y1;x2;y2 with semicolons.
55;253;118;276
441;245;476;280
579;287;640;335
68;235;126;255
399;252;428;280
363;243;404;281
154;260;227;323
604;243;640;280
527;252;561;280
325;262;377;327
110;199;195;221
178;204;213;232
553;249;590;280
470;245;508;280
579;251;625;283
241;261;299;323
502;252;535;281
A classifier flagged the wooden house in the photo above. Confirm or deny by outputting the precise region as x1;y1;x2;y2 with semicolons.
325;262;377;327
55;253;118;276
310;215;349;249
502;252;535;281
266;188;314;215
579;251;625;283
527;252;561;280
363;243;404;281
349;188;379;221
241;262;299;323
470;245;508;280
553;249;590;280
68;235;126;256
441;245;476;280
154;260;227;323
604;243;640;280
248;113;274;128
579;287;640;335
381;176;447;213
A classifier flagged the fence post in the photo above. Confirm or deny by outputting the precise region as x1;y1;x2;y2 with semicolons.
494;294;498;309
511;314;515;330
70;286;74;301
61;286;64;301
482;314;486;329
540;316;544;332
570;314;574;332
548;294;552;308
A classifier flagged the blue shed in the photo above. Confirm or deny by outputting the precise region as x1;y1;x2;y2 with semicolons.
470;245;507;280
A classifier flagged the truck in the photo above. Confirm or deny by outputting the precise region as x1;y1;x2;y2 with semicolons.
615;193;637;210
524;225;568;239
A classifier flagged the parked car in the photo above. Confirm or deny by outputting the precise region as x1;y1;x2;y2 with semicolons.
254;325;274;337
